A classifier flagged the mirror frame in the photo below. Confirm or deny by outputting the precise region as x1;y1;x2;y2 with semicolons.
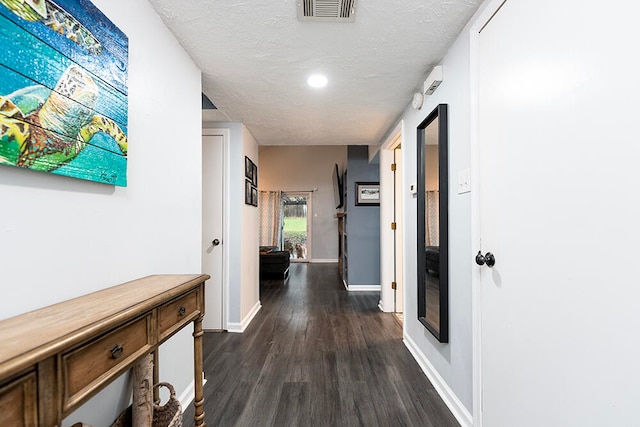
417;103;449;343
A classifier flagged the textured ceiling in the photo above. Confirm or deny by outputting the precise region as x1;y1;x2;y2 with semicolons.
147;0;482;145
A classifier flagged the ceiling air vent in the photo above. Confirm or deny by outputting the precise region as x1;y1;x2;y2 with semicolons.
297;0;357;23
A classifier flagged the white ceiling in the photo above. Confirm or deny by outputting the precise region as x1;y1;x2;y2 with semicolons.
147;0;482;146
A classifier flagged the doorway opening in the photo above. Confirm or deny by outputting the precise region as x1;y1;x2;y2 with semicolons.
282;192;312;262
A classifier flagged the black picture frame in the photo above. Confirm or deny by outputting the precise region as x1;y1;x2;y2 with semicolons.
245;156;253;180
355;182;380;206
251;186;258;206
245;179;252;205
252;162;258;187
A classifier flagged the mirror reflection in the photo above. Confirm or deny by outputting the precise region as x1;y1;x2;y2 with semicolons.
424;119;440;330
417;103;448;343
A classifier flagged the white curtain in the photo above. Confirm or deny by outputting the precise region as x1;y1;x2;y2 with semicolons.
426;190;439;246
259;190;283;247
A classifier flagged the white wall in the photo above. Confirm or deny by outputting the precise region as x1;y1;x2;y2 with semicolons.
241;127;260;323
258;145;347;261
397;13;474;423
202;122;260;331
0;0;203;425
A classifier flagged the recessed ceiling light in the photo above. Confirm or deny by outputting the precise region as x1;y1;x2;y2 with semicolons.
307;74;328;88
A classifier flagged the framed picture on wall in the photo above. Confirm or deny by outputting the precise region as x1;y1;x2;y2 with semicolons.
251;186;258;206
252;162;258;186
245;179;252;205
355;182;380;206
245;156;253;180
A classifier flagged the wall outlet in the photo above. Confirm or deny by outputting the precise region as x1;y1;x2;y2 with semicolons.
458;169;471;194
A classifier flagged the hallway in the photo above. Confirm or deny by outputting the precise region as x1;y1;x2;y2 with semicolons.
184;263;458;426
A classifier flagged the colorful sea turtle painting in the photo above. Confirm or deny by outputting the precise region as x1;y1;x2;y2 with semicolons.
0;0;102;54
0;65;127;173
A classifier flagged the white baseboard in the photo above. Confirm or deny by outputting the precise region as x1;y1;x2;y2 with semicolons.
403;333;473;427
178;376;208;408
227;300;262;333
311;259;338;263
346;284;381;292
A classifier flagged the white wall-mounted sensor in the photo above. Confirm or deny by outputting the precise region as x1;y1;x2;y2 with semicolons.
423;65;443;95
412;92;424;110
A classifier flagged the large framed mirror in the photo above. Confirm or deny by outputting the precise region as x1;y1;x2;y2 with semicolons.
417;103;448;343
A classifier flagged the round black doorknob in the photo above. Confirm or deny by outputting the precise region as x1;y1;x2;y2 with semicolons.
476;251;496;267
484;252;495;267
212;239;220;246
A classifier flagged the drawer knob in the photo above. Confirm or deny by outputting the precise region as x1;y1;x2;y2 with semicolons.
178;306;186;317
110;344;124;359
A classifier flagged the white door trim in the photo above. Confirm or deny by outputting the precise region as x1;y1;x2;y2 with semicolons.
469;1;509;425
379;122;402;313
202;128;230;331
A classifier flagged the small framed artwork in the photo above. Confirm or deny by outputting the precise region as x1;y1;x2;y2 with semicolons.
252;162;258;187
251;186;258;206
245;179;252;205
355;182;380;206
245;156;253;180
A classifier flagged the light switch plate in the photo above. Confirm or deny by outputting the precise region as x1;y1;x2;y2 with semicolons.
458;169;471;194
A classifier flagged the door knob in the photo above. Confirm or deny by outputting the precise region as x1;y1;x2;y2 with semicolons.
475;251;496;267
212;239;220;246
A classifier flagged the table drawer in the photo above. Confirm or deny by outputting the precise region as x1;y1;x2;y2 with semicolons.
62;315;152;410
159;289;199;341
0;372;37;427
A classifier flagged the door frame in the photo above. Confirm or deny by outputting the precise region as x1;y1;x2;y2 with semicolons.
202;128;230;331
469;1;509;425
379;121;404;314
282;191;312;262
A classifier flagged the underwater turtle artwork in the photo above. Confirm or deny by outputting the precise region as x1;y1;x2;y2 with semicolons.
0;65;127;174
0;0;102;54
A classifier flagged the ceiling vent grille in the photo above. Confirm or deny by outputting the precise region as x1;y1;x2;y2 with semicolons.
298;0;357;23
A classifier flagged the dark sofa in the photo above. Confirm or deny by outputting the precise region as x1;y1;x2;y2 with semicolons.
425;246;439;276
260;246;290;279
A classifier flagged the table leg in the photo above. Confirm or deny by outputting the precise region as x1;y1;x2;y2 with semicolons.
193;314;206;427
152;350;159;404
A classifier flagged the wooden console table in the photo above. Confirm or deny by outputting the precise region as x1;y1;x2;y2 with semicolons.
0;274;210;426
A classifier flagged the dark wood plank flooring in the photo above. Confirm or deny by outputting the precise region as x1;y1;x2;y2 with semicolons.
183;263;459;426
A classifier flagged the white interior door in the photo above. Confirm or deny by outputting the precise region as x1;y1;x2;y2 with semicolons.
202;134;224;330
477;1;640;425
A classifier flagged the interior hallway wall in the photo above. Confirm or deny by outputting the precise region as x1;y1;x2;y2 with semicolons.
393;7;477;422
0;0;203;424
345;146;381;288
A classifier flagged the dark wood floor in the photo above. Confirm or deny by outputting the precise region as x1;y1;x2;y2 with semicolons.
183;263;458;427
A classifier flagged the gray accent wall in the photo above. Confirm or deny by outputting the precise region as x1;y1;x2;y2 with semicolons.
346;146;380;287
